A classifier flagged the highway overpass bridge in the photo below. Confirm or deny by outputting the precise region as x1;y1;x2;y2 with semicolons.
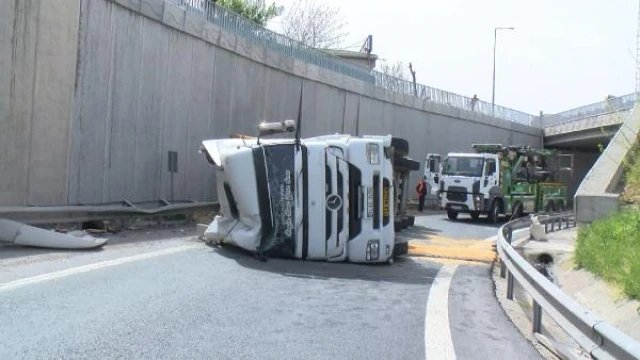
543;92;635;150
540;93;637;204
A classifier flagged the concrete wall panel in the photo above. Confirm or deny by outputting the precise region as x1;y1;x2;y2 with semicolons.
185;41;216;201
342;93;359;134
263;67;301;123
357;97;385;135
104;7;143;202
210;48;235;139
310;83;345;136
69;0;114;204
133;19;170;202
0;0;35;206
231;56;266;135
28;0;80;205
160;31;193;201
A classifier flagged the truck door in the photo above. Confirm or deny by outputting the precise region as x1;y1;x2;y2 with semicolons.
424;153;441;195
483;157;498;189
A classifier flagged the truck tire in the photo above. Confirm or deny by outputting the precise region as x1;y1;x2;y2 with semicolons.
544;202;555;214
391;137;409;157
394;241;409;257
470;211;480;221
394;157;420;172
447;210;459;220
488;200;500;224
406;215;415;227
510;203;524;220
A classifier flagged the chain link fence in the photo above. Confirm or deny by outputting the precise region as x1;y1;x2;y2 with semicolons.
171;0;538;126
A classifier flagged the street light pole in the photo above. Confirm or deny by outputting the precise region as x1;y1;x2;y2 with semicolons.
492;27;514;116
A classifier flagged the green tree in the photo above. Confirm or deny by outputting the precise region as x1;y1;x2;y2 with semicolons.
215;0;282;27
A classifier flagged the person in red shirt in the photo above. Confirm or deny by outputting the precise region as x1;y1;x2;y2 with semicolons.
416;177;427;212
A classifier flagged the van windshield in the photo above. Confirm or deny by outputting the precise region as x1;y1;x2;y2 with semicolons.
442;156;484;177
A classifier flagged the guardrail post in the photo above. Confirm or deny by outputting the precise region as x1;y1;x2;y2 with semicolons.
533;301;542;333
507;272;514;300
500;226;513;278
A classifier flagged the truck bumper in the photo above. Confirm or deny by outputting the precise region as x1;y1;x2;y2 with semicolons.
442;194;487;213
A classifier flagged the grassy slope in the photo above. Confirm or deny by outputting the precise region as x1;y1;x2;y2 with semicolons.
575;146;640;299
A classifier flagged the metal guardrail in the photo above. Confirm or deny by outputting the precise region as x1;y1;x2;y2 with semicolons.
169;0;538;126
0;200;219;225
543;93;638;128
496;213;640;360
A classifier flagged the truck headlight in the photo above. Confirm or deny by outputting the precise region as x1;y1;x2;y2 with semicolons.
366;239;380;261
474;195;484;210
367;144;380;165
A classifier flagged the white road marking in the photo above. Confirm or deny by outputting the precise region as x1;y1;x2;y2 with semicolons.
0;244;200;292
424;262;458;360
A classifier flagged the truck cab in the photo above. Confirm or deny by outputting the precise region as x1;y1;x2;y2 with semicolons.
435;152;501;221
200;124;412;263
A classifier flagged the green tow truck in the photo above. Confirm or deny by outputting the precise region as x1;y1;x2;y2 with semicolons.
425;144;573;222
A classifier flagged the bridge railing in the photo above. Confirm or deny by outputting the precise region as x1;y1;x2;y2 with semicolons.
543;92;638;128
496;213;640;359
170;0;539;126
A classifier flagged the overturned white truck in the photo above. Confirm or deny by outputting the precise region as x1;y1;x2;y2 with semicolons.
200;121;419;264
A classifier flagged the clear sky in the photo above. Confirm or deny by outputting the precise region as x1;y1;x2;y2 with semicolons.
268;0;638;115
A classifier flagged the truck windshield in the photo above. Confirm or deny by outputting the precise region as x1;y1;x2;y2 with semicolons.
252;143;306;258
442;156;484;177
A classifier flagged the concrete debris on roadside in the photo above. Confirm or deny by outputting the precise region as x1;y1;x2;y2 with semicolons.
529;215;547;242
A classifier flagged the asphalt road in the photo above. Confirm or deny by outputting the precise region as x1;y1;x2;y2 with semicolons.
0;215;540;359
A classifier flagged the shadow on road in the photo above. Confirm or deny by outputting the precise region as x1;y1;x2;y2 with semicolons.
396;226;442;236
442;216;508;229
207;243;441;286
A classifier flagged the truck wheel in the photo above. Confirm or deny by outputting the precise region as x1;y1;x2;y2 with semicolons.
391;137;409;157
394;241;409;257
447;210;459;220
488;200;500;224
545;202;555;214
470;211;480;221
405;215;415;227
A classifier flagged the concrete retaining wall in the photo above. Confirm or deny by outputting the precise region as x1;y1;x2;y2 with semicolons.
575;104;640;223
0;0;542;207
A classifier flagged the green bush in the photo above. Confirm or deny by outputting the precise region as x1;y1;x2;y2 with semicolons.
575;209;640;299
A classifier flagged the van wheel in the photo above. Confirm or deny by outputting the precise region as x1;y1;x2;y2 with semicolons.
470;211;480;221
447;210;459;220
488;200;500;224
